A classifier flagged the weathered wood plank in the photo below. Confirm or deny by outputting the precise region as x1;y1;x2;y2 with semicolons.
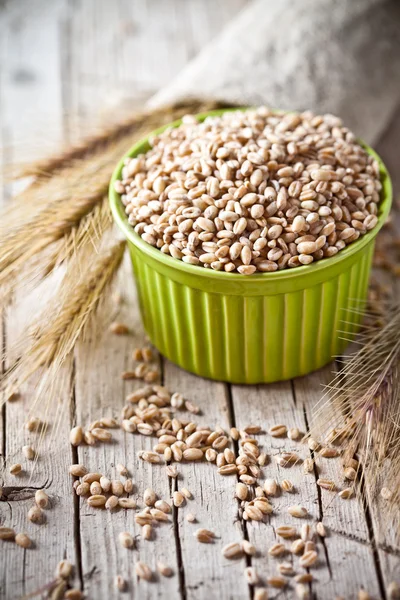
231;375;384;599
0;283;77;600
294;367;385;599
163;361;251;600
73;258;181;599
0;2;78;599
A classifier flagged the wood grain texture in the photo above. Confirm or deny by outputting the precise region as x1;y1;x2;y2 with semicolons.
163;361;251;600
231;378;383;599
1;0;400;598
73;258;181;599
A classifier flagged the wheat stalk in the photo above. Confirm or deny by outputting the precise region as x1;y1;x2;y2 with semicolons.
9;98;231;179
0;99;233;294
310;301;400;540
4;239;125;398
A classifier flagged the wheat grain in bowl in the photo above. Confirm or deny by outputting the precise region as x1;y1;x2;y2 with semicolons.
113;107;382;274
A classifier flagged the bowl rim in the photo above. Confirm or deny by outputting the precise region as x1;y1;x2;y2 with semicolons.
109;107;393;283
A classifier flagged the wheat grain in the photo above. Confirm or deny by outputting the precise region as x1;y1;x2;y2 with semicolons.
0;527;15;540
268;543;286;557
135;561;152;581
157;561;173;577
22;445;35;460
195;528;215;543
288;505;308;518
119;531;134;549
267;576;287;588
35;490;49;509
299;550;318;568
28;506;43;524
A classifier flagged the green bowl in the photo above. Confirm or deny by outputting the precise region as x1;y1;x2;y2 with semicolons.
109;109;392;384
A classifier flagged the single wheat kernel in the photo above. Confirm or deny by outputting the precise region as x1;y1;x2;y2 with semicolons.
358;590;370;600
118;498;136;509
0;527;15;540
299;550;318;568
99;476;111;493
119;531;134;549
69;426;83;446
144;488;156;506
111;480;124;496
69;464;88;477
35;490;49;509
9;463;22;476
150;508;169;522
186;513;196;523
181;487;192;499
276;526;297;539
157;561;173;577
305;541;315;553
115;575;126;591
28;506;43;523
91;428;112;442
339;487;353;499
307;438;319;451
241;540;256;556
183;448;204;461
288;505;308;518
105;496;119;510
90;482;102;495
269;424;287;437
264;479;277;496
56;560;73;579
278;562;295;576
132;348;143;361
281;479;294;492
116;463;128;476
244;567;259;585
244;505;264;521
109;322;129;335
288;427;301;440
135;561;152;581
296;584;310;599
142;524;152;540
230;427;240;441
142;347;154;362
173;491;185;507
319;447;339;458
195;528;215;543
25;417;42;432
317;478;336;491
295;573;313;583
22;445;35;460
267;576;287;588
303;458;314;473
82;472;102;484
254;588;268;600
87;495;106;508
268;543;286;557
316;522;327;537
291;539;305;554
14;532;32;549
155;500;171;513
222;542;243;559
344;467;357;480
300;523;312;542
122;419;136;433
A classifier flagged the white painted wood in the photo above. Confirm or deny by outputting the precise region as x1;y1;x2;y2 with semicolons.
1;0;400;598
163;361;251;600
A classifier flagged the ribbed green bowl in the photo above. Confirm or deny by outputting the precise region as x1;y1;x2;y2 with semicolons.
109;109;392;384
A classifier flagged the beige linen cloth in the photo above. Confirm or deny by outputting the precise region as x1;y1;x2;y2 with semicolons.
150;0;400;145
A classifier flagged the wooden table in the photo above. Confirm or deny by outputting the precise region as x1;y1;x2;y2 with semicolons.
1;1;399;598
